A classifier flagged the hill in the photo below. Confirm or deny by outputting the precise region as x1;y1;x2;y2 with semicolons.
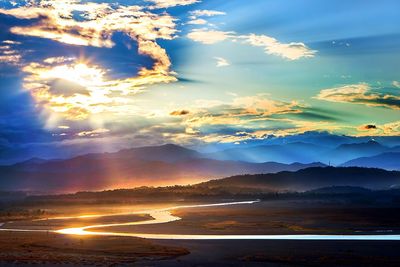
341;152;400;170
201;167;400;191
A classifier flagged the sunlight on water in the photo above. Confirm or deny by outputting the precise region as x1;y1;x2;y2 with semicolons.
3;200;400;241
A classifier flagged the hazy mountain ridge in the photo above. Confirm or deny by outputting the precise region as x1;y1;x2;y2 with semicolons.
2;131;400;165
341;152;400;170
207;140;400;166
0;144;326;192
1;141;399;192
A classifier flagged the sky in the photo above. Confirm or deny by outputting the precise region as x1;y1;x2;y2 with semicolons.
0;0;399;161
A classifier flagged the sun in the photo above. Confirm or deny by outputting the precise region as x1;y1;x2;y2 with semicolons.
41;62;106;88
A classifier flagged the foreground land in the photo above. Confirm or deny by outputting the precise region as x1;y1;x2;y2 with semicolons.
0;231;189;266
1;198;400;266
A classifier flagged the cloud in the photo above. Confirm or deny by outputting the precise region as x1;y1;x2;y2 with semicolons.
156;94;347;144
1;1;179;123
58;125;70;129
315;83;400;110
356;121;400;136
22;57;174;122
0;40;21;65
187;30;316;60
0;54;21;65
77;128;110;137
187;19;207;25
179;95;306;130
187;29;235;44
147;0;199;9
393;81;400;88
242;34;317;60
189;10;226;17
357;124;377;131
170;110;190;116
0;1;177;78
197;119;340;144
2;40;21;45
214;57;230;67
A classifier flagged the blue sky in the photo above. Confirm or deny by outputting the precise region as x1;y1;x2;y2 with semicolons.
0;0;399;161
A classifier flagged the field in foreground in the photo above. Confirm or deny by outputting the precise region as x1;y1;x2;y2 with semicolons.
1;198;400;266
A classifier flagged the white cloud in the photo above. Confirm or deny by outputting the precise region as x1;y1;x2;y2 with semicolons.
189;10;226;17
147;0;199;9
187;30;316;60
187;18;207;25
393;81;400;88
242;34;317;60
187;29;235;44
2;40;21;45
214;57;230;67
77;128;110;137
58;125;70;129
0;40;21;65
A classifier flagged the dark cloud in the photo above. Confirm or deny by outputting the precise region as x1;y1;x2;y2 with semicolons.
170;110;190;116
363;124;377;130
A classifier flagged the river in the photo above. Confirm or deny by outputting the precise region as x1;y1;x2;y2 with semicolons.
2;200;400;241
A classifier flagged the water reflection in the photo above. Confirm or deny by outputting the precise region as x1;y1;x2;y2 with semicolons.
3;200;400;241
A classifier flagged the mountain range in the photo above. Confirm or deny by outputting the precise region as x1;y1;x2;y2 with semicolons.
207;140;400;165
1;140;399;192
2;131;400;165
200;167;400;192
0;144;325;192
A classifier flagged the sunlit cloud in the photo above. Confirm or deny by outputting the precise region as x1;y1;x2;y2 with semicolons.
0;54;21;65
77;128;110;137
0;1;177;80
170;110;190;116
178;95;306;131
2;40;21;45
198;119;340;144
189;10;226;17
242;34;317;60
187;29;235;44
22;57;156;122
187;9;225;27
58;125;70;129
147;0;199;9
187;18;207;25
214;57;230;67
1;1;179;124
315;83;400;110
0;40;22;65
187;30;316;60
356;121;400;136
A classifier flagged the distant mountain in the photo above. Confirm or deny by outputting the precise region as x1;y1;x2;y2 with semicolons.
201;167;400;191
207;142;329;164
324;140;389;164
3;132;400;165
206;140;397;165
341;152;400;170
0;144;326;192
116;144;202;163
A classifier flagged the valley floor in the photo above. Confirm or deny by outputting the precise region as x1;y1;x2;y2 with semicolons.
1;199;400;266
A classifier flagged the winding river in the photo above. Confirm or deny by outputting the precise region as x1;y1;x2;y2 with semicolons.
2;200;400;240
